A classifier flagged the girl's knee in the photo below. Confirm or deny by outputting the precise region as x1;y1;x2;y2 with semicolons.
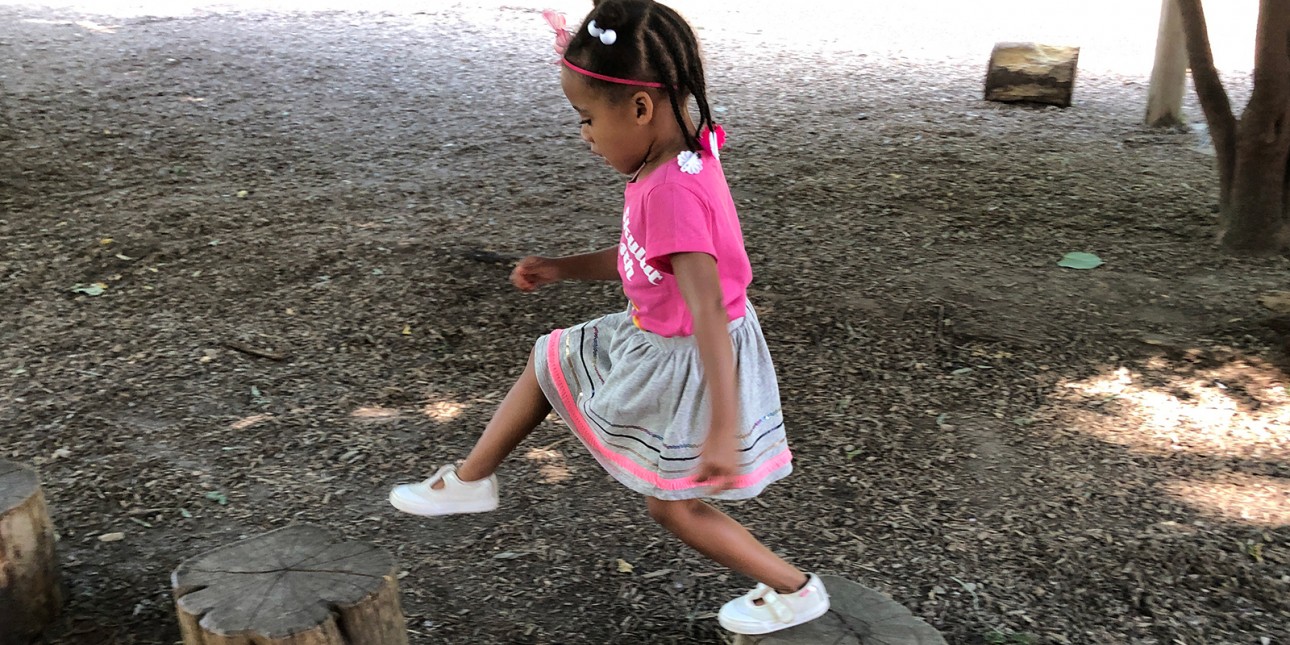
646;497;702;528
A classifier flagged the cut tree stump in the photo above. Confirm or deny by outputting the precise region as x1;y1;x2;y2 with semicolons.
984;42;1080;108
1258;291;1290;315
172;524;408;645
0;460;62;645
732;576;946;645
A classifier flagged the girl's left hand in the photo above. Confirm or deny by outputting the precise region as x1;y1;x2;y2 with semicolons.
696;429;739;492
511;256;562;291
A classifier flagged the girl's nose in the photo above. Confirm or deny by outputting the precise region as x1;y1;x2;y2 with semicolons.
580;125;593;144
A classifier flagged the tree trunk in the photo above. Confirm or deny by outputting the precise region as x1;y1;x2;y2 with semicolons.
1147;0;1188;127
1223;0;1290;251
1178;0;1290;252
0;460;62;645
1177;0;1236;207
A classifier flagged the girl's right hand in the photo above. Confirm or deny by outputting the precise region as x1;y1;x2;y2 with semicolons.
511;256;562;291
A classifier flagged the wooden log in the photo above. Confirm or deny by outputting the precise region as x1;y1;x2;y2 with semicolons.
732;576;946;645
1258;291;1290;315
984;42;1080;108
172;524;408;645
1146;0;1189;127
0;460;62;645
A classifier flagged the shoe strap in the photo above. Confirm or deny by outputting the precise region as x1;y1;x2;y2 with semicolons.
747;584;793;624
425;464;455;487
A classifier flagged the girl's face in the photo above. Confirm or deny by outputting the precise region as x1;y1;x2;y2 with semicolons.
560;69;653;176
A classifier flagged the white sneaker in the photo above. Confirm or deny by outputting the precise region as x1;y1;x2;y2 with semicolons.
718;573;830;635
389;464;498;516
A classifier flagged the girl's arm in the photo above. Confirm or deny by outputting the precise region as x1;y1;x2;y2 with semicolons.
671;252;739;491
512;246;619;290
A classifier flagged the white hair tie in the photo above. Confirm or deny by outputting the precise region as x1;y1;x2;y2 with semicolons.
587;20;617;45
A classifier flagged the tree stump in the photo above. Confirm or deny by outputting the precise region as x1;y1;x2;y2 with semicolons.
172;524;408;645
984;42;1080;108
732;576;946;645
1259;291;1290;315
0;460;62;645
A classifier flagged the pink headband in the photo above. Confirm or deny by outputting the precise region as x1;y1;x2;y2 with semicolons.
561;58;665;89
543;10;665;89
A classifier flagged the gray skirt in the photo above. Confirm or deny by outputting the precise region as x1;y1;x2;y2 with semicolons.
533;303;792;501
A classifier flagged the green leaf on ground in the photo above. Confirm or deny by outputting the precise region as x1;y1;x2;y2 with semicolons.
205;491;228;505
71;283;107;296
1057;252;1104;269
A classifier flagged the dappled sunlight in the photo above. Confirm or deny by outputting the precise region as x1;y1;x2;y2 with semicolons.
350;405;401;420
1056;357;1289;528
1060;361;1290;461
423;400;468;422
1164;473;1290;527
525;444;571;484
230;413;272;430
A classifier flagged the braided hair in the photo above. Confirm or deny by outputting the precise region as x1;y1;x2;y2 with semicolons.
563;0;714;152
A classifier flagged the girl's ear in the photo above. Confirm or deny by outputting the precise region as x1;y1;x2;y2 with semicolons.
631;91;655;125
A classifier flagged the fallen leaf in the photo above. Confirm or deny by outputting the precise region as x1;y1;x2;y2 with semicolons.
616;558;634;573
1057;252;1104;270
1248;542;1264;563
70;283;107;296
99;532;125;542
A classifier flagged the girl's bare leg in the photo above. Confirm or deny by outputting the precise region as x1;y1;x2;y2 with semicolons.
452;350;552;483
647;497;808;593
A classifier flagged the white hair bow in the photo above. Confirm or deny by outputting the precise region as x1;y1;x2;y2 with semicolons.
587;20;617;45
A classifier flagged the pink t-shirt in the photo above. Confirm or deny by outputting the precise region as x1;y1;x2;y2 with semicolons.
618;152;751;337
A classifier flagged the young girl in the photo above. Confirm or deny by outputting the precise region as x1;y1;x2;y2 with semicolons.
390;0;829;635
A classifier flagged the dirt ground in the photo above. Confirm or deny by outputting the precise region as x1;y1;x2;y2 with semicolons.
1;1;1288;644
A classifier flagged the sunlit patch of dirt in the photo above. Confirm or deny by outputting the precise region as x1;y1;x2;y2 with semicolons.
1164;472;1290;527
229;413;273;430
1059;359;1290;461
422;400;468;422
350;405;401;419
525;445;572;484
